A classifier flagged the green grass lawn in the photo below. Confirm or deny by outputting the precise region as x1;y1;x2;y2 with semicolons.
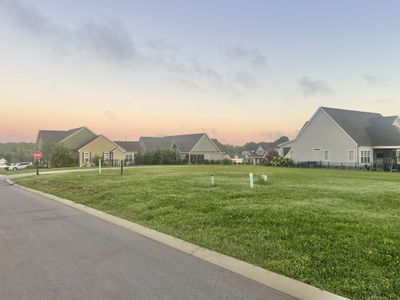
14;165;400;299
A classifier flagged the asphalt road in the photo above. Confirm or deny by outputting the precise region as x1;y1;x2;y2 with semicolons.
0;179;295;300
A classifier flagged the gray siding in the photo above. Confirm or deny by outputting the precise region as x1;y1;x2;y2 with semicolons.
288;108;358;165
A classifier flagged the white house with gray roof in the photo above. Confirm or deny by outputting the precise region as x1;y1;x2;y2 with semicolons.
279;107;400;169
139;133;226;163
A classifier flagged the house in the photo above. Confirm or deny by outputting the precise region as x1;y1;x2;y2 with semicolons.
229;154;244;164
114;141;142;165
36;127;128;167
139;133;226;162
241;143;277;165
279;107;400;169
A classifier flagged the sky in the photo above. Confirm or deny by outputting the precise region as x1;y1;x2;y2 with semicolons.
1;0;400;145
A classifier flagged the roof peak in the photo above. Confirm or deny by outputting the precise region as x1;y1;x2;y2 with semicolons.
320;106;382;116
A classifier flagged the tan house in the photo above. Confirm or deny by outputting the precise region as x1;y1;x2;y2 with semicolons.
114;141;142;165
78;135;126;167
36;127;134;167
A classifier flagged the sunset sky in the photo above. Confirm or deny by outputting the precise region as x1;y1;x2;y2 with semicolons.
1;0;400;145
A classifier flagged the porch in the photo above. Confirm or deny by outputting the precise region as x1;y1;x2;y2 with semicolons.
373;148;400;171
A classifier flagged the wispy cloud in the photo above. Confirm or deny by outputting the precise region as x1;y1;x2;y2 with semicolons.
225;44;267;70
0;0;266;98
298;77;332;98
362;74;383;86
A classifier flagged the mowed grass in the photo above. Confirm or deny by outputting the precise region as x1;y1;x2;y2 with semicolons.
15;165;400;299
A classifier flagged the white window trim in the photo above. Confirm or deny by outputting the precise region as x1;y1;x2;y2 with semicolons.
360;150;371;164
83;152;90;163
348;149;355;162
103;152;110;161
323;149;330;161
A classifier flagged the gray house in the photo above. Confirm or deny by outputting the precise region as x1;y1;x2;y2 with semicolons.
139;133;226;163
279;107;400;169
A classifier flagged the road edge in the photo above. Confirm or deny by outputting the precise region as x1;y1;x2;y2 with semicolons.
6;178;348;300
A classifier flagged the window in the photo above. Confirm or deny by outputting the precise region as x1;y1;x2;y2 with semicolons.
204;154;210;159
348;150;355;162
124;154;133;162
361;150;370;163
323;150;330;161
84;152;90;163
397;150;400;163
103;152;110;161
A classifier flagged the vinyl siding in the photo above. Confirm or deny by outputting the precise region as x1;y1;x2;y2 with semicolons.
190;135;225;160
78;136;119;166
288;108;358;165
61;128;97;150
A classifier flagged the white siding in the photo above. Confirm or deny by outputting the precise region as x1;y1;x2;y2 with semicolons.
359;146;373;166
289;108;358;165
190;135;225;160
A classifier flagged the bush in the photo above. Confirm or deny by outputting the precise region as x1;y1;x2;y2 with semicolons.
134;150;181;165
222;158;233;165
270;156;294;167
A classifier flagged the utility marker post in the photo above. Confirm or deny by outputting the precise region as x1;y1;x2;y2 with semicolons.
211;175;215;186
120;160;124;176
261;174;267;183
249;173;254;189
99;159;102;174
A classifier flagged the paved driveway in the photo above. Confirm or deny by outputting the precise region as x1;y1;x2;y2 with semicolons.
0;180;295;300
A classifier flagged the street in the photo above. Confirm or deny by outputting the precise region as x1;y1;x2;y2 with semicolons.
0;179;294;300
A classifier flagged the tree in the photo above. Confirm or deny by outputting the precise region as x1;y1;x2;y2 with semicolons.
41;141;77;168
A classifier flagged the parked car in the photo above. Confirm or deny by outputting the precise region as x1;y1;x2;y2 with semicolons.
6;162;33;171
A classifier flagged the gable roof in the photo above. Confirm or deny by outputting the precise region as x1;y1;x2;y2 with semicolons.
139;136;174;151
321;107;382;145
114;141;142;152
211;138;224;152
168;133;205;152
37;127;86;144
139;133;219;153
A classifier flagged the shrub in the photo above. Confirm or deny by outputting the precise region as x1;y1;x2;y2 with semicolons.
222;158;233;165
270;156;294;167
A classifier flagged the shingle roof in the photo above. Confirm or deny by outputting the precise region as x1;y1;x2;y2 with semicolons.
321;107;400;146
114;141;142;152
211;138;224;152
321;107;382;145
139;133;211;153
169;133;205;152
139;136;174;151
37;127;85;144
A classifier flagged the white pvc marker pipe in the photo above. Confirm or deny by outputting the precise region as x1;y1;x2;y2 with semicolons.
99;159;102;174
211;175;215;186
249;173;254;189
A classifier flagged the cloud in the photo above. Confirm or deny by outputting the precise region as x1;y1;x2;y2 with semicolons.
104;110;117;121
75;21;140;64
0;0;263;98
298;77;332;98
362;74;382;85
225;44;267;70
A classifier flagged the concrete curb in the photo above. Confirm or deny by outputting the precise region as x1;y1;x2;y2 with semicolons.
7;178;348;300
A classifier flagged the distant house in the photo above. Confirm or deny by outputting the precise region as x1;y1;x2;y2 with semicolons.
279;107;400;169
36;127;127;167
114;141;142;165
241;143;277;165
139;133;226;163
229;154;244;164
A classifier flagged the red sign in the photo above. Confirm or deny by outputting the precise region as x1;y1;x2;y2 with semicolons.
33;151;42;161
